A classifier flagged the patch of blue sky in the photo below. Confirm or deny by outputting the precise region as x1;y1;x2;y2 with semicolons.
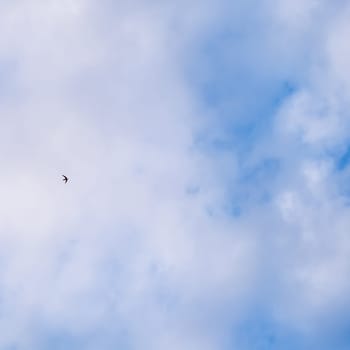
228;306;350;350
239;157;281;185
327;313;350;350
222;157;281;217
336;143;350;171
232;315;302;350
187;10;302;220
325;141;350;203
189;28;298;159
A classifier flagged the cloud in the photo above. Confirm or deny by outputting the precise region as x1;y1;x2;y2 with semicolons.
1;0;350;349
0;1;255;349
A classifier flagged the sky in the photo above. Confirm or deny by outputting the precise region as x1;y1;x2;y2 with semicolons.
1;0;350;349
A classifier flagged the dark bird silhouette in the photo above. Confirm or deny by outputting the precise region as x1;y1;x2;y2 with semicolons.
62;175;68;184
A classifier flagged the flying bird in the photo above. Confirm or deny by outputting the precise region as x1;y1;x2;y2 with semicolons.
62;175;68;184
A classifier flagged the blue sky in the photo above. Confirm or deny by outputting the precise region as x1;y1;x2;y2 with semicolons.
1;1;350;349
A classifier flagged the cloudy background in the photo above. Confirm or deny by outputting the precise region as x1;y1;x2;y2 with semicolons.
1;0;350;349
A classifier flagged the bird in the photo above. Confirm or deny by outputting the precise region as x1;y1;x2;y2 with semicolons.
62;175;68;184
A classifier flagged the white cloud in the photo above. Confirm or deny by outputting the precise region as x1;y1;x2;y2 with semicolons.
0;1;256;349
268;1;350;336
1;0;350;349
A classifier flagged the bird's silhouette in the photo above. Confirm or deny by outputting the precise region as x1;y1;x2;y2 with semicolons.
62;175;68;184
